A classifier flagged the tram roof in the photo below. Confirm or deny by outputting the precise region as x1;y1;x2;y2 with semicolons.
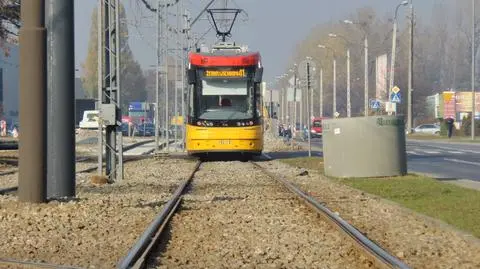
189;51;261;67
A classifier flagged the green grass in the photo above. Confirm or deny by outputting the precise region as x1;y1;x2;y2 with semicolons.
280;157;480;238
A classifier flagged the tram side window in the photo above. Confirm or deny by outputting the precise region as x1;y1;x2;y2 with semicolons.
188;84;195;117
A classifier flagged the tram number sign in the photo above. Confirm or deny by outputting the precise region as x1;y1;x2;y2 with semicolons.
219;140;231;145
205;69;246;78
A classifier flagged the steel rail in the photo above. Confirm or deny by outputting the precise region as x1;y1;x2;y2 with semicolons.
117;160;202;269
252;162;411;269
0;139;161;195
0;257;83;269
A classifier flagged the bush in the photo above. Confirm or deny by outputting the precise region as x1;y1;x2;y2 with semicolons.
461;114;480;136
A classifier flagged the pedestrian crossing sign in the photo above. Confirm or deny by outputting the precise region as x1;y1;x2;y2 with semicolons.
390;92;401;103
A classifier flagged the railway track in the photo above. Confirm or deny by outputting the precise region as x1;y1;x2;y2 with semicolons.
0;139;158;195
117;159;411;269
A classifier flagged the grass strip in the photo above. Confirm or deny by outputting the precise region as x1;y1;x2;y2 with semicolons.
280;156;480;238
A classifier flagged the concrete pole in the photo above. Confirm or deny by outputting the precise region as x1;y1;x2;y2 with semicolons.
389;18;398;93
473;0;476;140
407;1;414;132
364;36;369;117
347;49;351;117
300;83;303;130
181;1;186;151
18;0;47;203
333;58;337;115
46;0;75;199
320;68;323;117
292;66;297;148
97;0;103;175
115;0;123;181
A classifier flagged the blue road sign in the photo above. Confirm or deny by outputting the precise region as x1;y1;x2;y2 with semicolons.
370;99;381;109
390;92;401;103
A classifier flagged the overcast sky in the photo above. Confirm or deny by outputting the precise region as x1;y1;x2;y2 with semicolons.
74;0;444;82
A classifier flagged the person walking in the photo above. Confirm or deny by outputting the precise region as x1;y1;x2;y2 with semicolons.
446;118;455;138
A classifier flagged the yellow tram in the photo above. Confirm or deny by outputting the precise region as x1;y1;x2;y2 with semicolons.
185;42;264;157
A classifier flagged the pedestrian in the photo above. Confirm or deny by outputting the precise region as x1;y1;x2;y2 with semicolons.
446;117;454;138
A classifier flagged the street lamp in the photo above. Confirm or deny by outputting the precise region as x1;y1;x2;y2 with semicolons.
318;44;337;116
344;19;369;116
389;0;409;94
329;33;351;117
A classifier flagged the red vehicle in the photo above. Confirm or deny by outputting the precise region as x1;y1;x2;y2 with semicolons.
310;117;325;138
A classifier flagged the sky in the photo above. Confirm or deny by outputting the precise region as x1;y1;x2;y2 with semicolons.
74;0;442;83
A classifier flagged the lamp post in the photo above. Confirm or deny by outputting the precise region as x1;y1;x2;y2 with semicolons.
389;1;409;93
328;33;351;117
472;0;476;140
344;20;369;116
318;45;337;116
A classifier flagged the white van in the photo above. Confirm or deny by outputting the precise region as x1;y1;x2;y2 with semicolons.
79;110;100;129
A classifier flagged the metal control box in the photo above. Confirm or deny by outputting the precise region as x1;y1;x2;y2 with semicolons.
100;104;118;126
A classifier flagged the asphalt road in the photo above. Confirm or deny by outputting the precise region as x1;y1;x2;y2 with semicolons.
290;137;480;182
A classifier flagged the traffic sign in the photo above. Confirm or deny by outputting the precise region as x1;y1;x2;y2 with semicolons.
390;92;401;103
391;86;400;94
334;112;340;118
370;99;381;109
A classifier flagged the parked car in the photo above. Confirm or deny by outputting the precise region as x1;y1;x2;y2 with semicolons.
413;124;440;135
136;123;156;137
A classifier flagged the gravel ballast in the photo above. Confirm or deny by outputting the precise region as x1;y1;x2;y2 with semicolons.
0;157;198;268
260;135;480;269
148;161;376;269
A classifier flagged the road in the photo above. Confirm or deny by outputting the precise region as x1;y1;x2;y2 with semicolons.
299;137;480;182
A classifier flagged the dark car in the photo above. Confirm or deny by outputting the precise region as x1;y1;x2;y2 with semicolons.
137;123;156;137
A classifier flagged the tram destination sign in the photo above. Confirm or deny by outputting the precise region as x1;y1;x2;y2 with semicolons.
204;69;246;78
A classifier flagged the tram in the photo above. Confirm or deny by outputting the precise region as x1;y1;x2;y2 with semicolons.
185;42;264;157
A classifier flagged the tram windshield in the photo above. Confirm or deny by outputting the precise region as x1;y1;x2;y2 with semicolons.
196;78;254;120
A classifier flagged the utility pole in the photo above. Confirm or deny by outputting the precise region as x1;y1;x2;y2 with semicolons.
364;36;369;117
407;0;414;133
46;0;75;199
97;0;103;175
181;1;186;151
472;0;476;140
306;62;312;157
163;0;170;152
98;0;122;182
390;1;408;104
292;64;297;149
19;0;47;203
347;49;351;117
174;0;181;151
333;57;337;115
320;68;323;117
155;0;160;151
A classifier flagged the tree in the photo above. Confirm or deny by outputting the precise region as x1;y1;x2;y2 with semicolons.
81;4;146;110
0;0;20;52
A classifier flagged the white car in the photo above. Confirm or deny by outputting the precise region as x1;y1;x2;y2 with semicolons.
413;124;440;135
79;110;100;129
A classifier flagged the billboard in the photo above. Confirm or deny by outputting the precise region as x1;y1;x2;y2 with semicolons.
442;92;456;119
375;54;388;101
454;92;480;112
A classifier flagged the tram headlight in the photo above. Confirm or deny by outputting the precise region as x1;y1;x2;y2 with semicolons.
197;121;201;126
237;122;241;126
249;121;254;126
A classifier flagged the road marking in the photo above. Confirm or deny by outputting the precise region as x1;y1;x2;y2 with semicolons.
422;150;441;154
448;151;463;155
262;153;272;160
422;145;480;154
406;151;420;155
444;158;480;167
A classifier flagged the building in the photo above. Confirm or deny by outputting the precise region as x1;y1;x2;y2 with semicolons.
425;91;480;124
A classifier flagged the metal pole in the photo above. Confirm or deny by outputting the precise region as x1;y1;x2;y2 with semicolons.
347;49;351;117
19;0;47;203
407;1;414;132
164;0;170;152
473;0;476;140
181;2;186;151
292;66;297;148
174;0;181;151
46;0;75;198
307;62;312;157
320;68;323;117
97;0;103;175
364;36;369;117
154;0;160;151
333;58;337;115
389;15;398;93
115;0;123;181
